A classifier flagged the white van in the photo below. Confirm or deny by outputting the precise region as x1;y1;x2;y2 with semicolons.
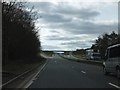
86;52;101;60
92;53;101;60
103;44;120;79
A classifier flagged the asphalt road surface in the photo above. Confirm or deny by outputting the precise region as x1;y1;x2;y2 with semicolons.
29;54;120;88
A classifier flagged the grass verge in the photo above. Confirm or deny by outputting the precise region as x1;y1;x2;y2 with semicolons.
60;55;103;66
2;56;46;84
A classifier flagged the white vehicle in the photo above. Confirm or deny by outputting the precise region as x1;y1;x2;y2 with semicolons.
91;53;101;60
103;44;120;79
86;49;101;60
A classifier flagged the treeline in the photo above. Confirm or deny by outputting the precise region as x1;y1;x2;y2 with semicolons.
72;49;86;56
2;1;42;64
91;31;120;59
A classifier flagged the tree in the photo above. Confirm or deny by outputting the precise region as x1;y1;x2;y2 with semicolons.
94;31;119;59
2;1;41;64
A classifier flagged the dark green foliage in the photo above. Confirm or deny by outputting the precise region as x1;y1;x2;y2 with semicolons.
2;1;41;64
73;49;86;55
93;31;119;59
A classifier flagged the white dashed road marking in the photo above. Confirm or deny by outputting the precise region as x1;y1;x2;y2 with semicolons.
108;83;120;89
81;71;86;74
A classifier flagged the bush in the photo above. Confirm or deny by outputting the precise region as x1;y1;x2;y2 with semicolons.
2;1;41;63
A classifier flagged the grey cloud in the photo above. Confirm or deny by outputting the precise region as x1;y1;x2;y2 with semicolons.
61;41;91;49
42;45;61;50
27;2;117;35
27;2;117;50
27;2;100;20
54;6;100;20
47;20;117;35
66;44;90;49
26;2;54;12
89;40;96;43
46;35;80;41
39;12;72;23
77;9;99;19
27;2;100;24
50;30;60;34
61;41;80;45
61;41;90;46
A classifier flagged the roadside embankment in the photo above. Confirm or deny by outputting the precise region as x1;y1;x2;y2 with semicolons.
59;54;103;66
2;56;47;87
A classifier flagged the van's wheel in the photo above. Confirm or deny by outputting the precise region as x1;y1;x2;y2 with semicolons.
116;68;120;79
103;67;109;75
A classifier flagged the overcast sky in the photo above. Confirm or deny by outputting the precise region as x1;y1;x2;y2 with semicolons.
26;1;118;51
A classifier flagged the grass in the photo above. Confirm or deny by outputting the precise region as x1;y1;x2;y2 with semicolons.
2;55;47;83
3;57;46;75
61;55;103;66
72;54;86;60
41;52;53;57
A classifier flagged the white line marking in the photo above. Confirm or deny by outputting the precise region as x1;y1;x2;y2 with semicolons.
81;71;86;74
0;61;48;88
1;66;36;88
24;61;48;88
108;83;120;89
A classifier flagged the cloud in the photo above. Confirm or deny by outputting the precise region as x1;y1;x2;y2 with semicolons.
61;40;93;49
26;2;118;50
46;35;80;41
41;45;61;50
32;2;117;35
29;2;100;23
28;2;117;35
54;6;100;20
47;19;117;35
26;0;119;3
26;2;53;12
38;12;72;23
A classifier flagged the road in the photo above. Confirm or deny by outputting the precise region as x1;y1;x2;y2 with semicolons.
29;54;120;88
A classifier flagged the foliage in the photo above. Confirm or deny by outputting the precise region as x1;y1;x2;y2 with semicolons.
73;49;86;55
92;31;119;59
2;1;41;63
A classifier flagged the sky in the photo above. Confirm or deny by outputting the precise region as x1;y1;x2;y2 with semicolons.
26;0;118;51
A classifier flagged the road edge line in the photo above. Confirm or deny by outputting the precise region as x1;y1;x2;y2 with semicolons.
24;60;48;88
108;82;120;89
1;60;46;88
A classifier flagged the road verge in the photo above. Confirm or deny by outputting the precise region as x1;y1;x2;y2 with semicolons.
60;55;103;66
2;59;47;88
